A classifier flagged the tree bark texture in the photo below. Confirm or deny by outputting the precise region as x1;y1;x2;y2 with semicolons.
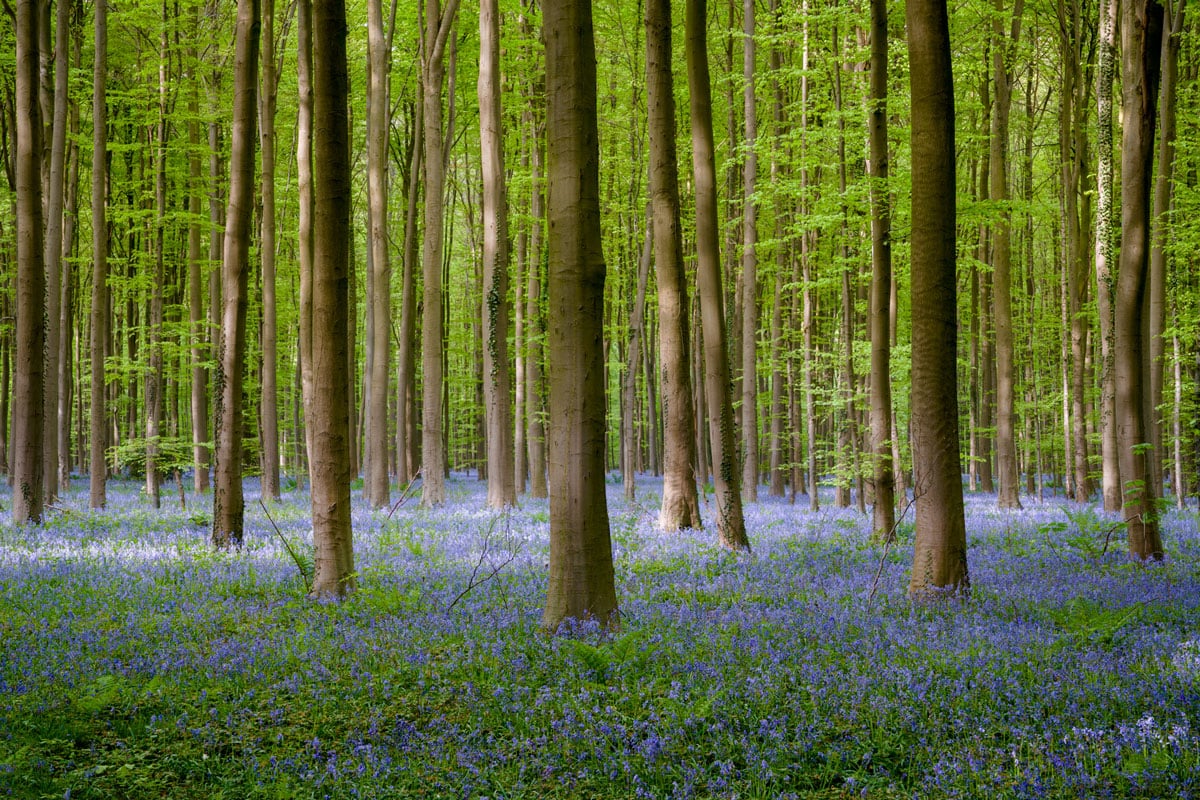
906;0;969;596
686;0;748;549
308;0;356;598
541;0;618;632
1115;0;1164;559
740;0;759;503
212;0;260;548
90;0;108;510
647;0;701;531
480;0;515;508
260;0;281;502
365;0;391;508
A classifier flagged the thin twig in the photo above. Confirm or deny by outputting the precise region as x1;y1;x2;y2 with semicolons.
446;513;519;612
260;498;307;589
866;476;927;609
387;468;423;520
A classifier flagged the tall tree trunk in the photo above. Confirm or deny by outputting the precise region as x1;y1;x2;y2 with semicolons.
309;0;355;598
480;0;514;508
146;1;169;510
622;206;652;501
1148;0;1185;500
365;0;391;508
766;0;786;500
526;108;548;498
686;0;748;549
420;0;461;506
188;71;210;493
43;0;71;503
397;93;422;486
1115;0;1164;559
740;0;759;503
541;0;618;632
906;0;968;596
90;0;108;510
1096;0;1122;509
260;0;281;501
992;0;1024;509
647;0;701;531
212;0;260;548
297;0;315;481
14;0;45;524
59;76;79;490
868;0;895;540
833;27;857;510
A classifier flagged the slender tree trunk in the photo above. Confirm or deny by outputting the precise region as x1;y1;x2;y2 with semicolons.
309;0;355;598
188;74;210;493
686;0;748;549
14;0;45;525
868;0;895;539
420;0;461;506
622;206;652;501
297;0;315;481
43;0;71;503
397;94;422;486
59;81;79;490
647;0;701;530
541;0;619;632
259;0;281;501
992;0;1024;509
1096;0;1122;509
906;0;968;596
89;0;108;510
526;110;548;498
766;0;786;500
480;0;514;508
740;0;759;503
212;0;260;548
1115;0;1164;560
146;3;169;510
365;0;391;508
1148;0;1185;500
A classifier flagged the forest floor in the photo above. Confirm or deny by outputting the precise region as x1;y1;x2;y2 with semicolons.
1;474;1198;799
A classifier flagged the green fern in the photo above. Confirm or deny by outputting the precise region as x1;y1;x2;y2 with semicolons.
1048;599;1143;649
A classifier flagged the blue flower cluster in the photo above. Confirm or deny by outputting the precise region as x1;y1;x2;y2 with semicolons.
1;477;1197;798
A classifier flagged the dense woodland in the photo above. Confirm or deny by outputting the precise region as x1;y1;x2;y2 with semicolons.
1;0;1197;620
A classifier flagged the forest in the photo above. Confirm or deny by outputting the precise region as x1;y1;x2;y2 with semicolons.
2;0;1200;795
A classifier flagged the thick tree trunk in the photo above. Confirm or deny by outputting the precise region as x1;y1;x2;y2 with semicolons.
260;0;281;501
89;0;108;510
686;0;748;549
991;0;1024;509
1115;0;1164;559
212;0;259;548
647;0;701;531
906;0;969;596
541;0;618;632
479;0;514;508
365;0;391;508
420;0;461;506
309;0;355;598
868;0;895;540
14;0;46;525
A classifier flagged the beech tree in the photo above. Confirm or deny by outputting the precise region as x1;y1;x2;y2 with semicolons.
647;0;701;531
90;0;109;511
212;0;260;548
907;0;969;595
13;0;46;525
541;0;618;632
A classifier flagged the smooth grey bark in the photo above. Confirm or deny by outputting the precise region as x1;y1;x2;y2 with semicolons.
89;0;108;510
365;0;391;508
260;0;281;501
740;0;759;503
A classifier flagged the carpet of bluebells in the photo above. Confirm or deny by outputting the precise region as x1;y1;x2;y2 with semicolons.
1;473;1198;799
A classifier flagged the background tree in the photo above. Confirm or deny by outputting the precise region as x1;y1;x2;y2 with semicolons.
90;0;109;511
541;0;618;632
